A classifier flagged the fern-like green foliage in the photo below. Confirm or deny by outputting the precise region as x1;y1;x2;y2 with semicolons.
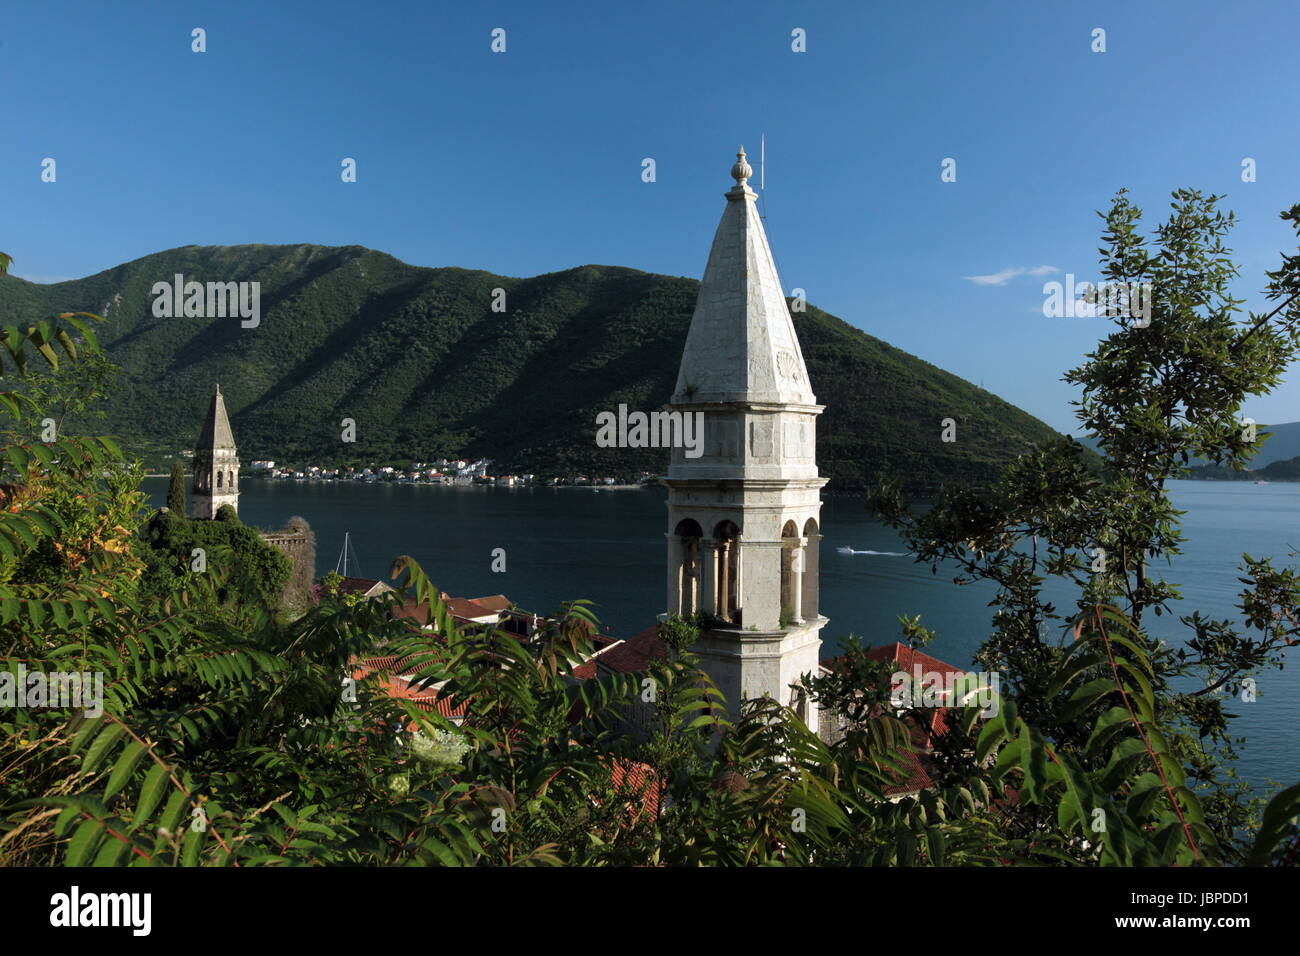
972;606;1213;865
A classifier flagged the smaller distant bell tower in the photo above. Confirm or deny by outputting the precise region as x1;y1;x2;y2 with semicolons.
192;384;240;519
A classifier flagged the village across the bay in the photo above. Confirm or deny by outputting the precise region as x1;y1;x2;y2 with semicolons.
156;453;660;490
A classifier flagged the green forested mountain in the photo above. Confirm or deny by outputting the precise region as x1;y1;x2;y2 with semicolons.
1259;456;1300;480
0;244;1065;490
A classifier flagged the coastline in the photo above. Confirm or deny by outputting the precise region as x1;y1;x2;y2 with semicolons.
142;474;655;491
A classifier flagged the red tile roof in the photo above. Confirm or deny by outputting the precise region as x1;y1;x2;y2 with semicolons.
822;642;974;797
354;649;446;676
882;744;935;798
469;594;512;613
357;654;402;672
861;642;969;740
446;597;498;620
412;693;469;721
393;595;506;630
394;599;432;627
592;626;666;675
571;634;631;680
822;641;967;677
605;757;661;823
859;642;969;678
351;657;468;729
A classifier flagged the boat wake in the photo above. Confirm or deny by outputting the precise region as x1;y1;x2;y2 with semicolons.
837;547;907;556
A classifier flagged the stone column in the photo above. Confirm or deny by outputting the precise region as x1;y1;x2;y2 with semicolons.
732;533;743;619
718;540;732;621
683;538;699;614
665;532;684;615
790;538;805;624
700;539;717;617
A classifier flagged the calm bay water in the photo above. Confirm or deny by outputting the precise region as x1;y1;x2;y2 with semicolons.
144;477;1299;793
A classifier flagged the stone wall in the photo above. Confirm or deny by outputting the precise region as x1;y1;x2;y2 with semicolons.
260;515;316;611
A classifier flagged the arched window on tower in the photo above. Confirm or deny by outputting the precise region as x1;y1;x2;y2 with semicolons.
801;517;819;619
216;471;223;489
780;520;800;625
228;470;234;490
673;519;703;615
712;521;740;624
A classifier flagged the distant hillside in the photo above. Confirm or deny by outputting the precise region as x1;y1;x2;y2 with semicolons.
1252;421;1300;466
1075;421;1300;469
1188;455;1300;482
1262;456;1300;480
0;243;1068;492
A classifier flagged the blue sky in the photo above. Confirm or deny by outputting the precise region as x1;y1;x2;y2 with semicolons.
4;0;1298;433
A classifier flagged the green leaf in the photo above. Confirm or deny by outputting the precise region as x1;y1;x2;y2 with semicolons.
924;826;945;866
66;818;104;866
104;741;148;799
133;764;169;830
1247;781;1300;865
93;832;131;866
181;828;205;867
81;722;126;777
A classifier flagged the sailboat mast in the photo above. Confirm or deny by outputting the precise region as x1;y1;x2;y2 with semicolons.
335;531;351;577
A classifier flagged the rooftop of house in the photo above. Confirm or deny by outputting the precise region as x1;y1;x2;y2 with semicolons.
444;597;500;622
355;597;974;806
470;594;512;613
822;641;973;798
390;593;509;629
351;654;466;728
860;642;970;679
569;627;667;680
394;598;432;627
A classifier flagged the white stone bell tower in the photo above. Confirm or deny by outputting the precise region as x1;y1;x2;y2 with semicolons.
663;147;827;731
192;384;240;519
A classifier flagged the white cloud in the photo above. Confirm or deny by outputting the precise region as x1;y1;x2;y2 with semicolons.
962;265;1058;286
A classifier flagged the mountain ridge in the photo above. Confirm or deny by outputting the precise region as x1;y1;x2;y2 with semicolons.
1;243;1069;491
1073;421;1300;470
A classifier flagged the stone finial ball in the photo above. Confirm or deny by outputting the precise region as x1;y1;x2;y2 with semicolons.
731;147;752;185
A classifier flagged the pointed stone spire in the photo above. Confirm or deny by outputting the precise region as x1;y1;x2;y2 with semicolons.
196;383;236;451
672;147;816;408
